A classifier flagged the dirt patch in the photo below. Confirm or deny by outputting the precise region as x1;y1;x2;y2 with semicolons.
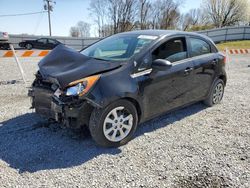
175;167;232;188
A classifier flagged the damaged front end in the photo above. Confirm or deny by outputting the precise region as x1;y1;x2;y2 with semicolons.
28;44;122;128
28;71;94;128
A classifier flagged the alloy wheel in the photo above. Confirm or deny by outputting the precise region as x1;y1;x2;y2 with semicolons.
103;106;133;142
26;44;32;50
212;83;224;104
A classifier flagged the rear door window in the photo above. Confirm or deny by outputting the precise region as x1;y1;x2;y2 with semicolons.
37;38;47;44
48;39;57;44
189;38;211;57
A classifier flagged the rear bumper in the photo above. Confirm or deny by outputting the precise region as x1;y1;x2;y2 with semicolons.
28;87;93;128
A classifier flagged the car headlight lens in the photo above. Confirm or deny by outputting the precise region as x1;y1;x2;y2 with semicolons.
65;75;100;96
66;83;85;96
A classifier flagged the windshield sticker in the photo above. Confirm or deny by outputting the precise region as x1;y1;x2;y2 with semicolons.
138;35;158;40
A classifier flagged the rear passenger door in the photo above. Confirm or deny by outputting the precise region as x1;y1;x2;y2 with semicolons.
187;37;217;100
47;39;58;49
36;38;48;49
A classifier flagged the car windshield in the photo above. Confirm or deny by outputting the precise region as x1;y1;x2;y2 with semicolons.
81;34;158;62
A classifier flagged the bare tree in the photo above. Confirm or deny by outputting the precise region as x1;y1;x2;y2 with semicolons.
101;24;114;36
89;0;183;35
151;0;181;29
120;0;137;32
107;0;137;33
69;21;91;37
203;0;248;28
138;0;151;29
180;8;204;31
69;26;80;37
89;0;108;37
77;21;91;37
89;0;137;36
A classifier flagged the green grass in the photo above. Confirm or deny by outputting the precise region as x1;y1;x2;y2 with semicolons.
216;40;250;51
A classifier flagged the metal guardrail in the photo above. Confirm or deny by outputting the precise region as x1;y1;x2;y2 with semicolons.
197;26;250;43
7;26;250;49
8;34;101;50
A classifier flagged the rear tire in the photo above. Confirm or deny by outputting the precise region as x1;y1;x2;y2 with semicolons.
203;79;225;107
89;99;138;147
25;43;32;50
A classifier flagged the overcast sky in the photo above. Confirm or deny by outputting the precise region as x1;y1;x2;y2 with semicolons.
0;0;202;37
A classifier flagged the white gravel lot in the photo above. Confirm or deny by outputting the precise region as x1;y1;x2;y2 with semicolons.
0;54;249;187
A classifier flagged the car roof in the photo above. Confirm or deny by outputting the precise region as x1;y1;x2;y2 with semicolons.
38;38;58;41
118;29;214;45
119;29;209;39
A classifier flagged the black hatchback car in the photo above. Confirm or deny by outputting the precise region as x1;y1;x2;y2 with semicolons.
19;38;61;50
29;30;227;147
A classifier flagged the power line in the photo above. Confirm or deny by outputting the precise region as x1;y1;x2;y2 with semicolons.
0;11;47;17
33;11;45;35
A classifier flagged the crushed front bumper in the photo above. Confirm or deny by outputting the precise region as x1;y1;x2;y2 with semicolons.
28;87;93;128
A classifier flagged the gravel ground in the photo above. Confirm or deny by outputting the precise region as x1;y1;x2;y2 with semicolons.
0;54;249;187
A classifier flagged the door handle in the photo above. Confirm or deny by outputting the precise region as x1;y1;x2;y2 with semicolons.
212;59;218;65
184;67;193;74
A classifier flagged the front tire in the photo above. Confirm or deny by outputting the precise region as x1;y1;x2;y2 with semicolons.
204;79;225;107
89;100;138;147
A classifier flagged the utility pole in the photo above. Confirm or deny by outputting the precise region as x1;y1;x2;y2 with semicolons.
44;0;55;36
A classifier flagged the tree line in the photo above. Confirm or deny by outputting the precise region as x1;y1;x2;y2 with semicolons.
70;0;250;37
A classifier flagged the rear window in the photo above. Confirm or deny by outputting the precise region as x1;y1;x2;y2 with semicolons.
189;38;211;57
37;38;47;44
48;39;57;44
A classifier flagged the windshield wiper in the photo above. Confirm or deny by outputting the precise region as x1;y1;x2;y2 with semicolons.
92;57;109;61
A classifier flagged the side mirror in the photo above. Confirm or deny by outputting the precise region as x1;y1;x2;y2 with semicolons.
152;59;172;71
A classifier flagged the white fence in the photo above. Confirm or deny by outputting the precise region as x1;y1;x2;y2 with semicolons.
197;26;250;43
8;26;250;50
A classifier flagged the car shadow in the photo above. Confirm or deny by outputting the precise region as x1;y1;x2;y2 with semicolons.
136;102;207;137
0;102;206;173
0;113;121;173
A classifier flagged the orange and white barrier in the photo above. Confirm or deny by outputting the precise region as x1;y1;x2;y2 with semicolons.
224;49;250;55
1;48;250;58
0;50;50;57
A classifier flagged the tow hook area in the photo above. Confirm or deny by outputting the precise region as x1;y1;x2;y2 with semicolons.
28;89;34;97
28;89;35;109
28;85;97;128
51;96;94;129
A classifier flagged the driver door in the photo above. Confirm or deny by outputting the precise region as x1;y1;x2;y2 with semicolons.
141;37;196;118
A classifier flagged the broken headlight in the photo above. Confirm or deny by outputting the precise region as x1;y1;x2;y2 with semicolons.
66;83;86;96
65;75;100;96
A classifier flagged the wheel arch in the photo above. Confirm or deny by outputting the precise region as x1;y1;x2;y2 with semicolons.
25;43;33;49
218;74;227;86
122;97;142;123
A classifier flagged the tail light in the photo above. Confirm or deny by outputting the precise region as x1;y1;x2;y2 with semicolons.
223;56;226;64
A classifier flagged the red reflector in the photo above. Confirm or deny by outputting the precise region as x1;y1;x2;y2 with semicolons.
223;56;226;64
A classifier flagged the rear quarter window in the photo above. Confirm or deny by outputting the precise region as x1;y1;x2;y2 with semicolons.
189;38;211;57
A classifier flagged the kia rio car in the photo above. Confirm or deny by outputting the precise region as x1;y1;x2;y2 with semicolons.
29;30;227;147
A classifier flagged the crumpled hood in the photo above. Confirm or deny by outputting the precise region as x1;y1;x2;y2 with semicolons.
38;44;122;88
